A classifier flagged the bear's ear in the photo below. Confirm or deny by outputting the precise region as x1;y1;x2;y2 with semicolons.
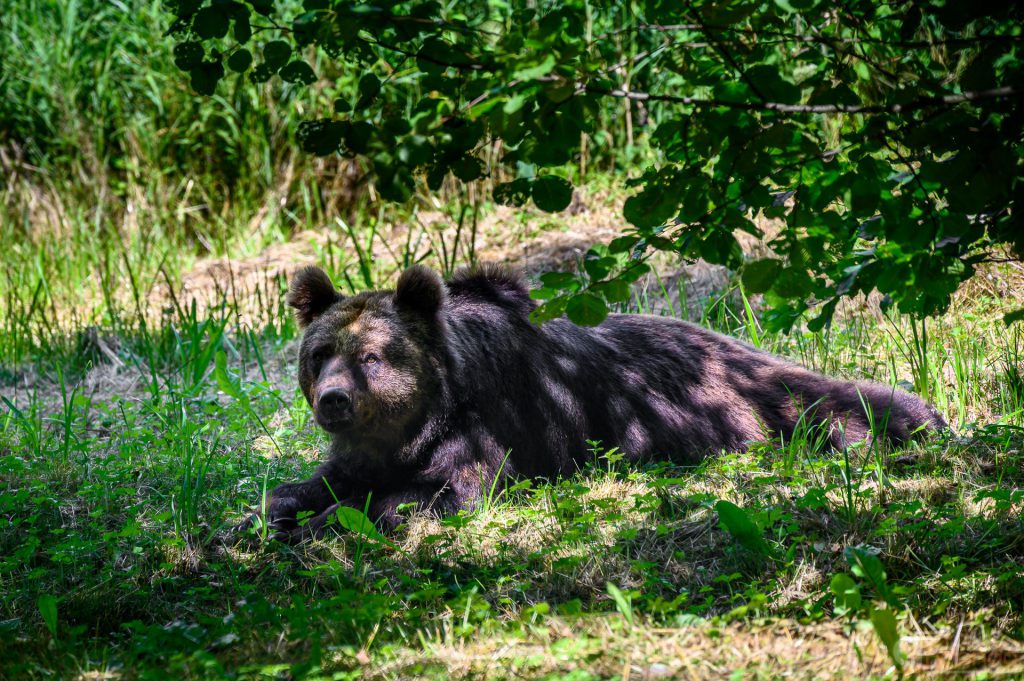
287;266;342;327
395;265;445;318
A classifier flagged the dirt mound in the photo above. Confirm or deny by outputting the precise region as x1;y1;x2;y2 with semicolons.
161;189;753;323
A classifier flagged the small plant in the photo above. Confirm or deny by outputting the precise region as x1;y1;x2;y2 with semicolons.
714;500;776;560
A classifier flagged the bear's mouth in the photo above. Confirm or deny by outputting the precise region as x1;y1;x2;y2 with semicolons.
316;411;356;434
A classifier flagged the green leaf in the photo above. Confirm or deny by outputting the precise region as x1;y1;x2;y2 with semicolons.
870;608;904;670
213;350;243;400
226;49;252;73
514;54;556;81
426;164;447;191
343;121;373;154
193;6;229;39
358;73;381;100
451;156;483;182
280;61;316;85
714;500;774;558
333;506;387;543
263;40;292;70
608;236;639;254
173;41;204;70
741;259;782;294
233;12;252;43
189;60;224;96
606;582;634;626
829;573;862;615
623;187;678;230
845;547;897;607
250;62;276;83
37;594;57;637
745;64;801;104
583;253;616;281
531;176;573;212
539;272;578;290
529;297;568;324
297;119;344;156
566;293;608;326
595;278;631;303
493;179;532;207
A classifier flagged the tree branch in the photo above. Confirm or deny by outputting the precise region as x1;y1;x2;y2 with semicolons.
583;84;1021;114
365;38;492;71
629;22;1024;49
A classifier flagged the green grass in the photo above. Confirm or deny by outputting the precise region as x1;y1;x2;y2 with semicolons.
2;226;1023;678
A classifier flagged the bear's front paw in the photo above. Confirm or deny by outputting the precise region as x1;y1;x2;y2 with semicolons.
232;492;310;540
271;502;343;544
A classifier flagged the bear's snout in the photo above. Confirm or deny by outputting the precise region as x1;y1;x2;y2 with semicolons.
317;387;354;429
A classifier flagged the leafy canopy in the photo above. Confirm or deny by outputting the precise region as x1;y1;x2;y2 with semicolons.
165;0;1023;329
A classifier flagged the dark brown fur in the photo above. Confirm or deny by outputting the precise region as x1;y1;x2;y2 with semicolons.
245;264;945;540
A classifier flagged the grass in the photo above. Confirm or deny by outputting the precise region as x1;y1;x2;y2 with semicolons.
1;203;1024;678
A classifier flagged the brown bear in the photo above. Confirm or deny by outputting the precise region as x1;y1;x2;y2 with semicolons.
244;263;944;541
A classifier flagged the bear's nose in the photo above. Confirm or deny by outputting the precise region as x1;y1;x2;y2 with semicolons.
318;388;352;421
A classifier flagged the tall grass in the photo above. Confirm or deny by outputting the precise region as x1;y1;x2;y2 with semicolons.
0;0;363;363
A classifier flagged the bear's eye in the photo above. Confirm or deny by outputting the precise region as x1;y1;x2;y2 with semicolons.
310;348;331;370
361;353;380;365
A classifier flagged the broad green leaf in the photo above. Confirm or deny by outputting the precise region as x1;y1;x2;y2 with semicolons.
715;500;774;558
280;61;316;85
744;65;801;104
226;49;252;73
189;61;224;96
539;272;578;290
596;278;630;303
623;187;677;230
493;179;532;207
829;573;862;615
531;176;573;212
343;121;373;154
297;119;344;156
742;259;782;294
213;350;243;400
233;12;252;43
870;608;904;670
451;156;483;182
514;54;556;81
263;40;292;70
358;73;381;100
608;236;640;254
37;595;57;637
845;547;897;607
566;293;608;326
529;297;568;324
333;506;387;543
173;41;204;71
606;582;634;626
193;7;229;40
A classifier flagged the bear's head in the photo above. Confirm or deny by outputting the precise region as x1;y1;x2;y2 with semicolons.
287;265;445;452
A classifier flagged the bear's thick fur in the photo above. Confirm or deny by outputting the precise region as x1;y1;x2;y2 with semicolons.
249;263;944;540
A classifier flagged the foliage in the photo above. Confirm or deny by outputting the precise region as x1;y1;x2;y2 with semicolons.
163;0;1024;328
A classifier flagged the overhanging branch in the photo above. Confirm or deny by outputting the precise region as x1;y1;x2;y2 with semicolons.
583;85;1021;114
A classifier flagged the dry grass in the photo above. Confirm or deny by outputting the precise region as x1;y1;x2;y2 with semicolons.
382;617;1024;680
